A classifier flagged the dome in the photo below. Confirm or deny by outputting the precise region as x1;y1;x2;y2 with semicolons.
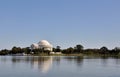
38;40;53;51
38;40;51;46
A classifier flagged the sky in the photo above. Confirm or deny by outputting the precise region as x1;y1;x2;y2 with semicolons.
0;0;120;50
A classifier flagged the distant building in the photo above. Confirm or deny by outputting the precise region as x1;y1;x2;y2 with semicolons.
31;40;53;51
31;43;39;49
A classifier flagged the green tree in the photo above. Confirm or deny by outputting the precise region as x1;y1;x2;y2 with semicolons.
22;47;31;54
0;49;9;55
100;46;109;54
11;46;22;54
67;47;74;54
75;44;84;53
55;46;61;52
112;47;120;55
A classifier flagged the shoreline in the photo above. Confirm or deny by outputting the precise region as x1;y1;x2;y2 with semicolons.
2;53;120;58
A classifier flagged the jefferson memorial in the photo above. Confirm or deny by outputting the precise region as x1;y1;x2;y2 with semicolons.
31;40;53;51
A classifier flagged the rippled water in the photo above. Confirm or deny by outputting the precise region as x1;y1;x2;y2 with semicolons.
0;56;120;77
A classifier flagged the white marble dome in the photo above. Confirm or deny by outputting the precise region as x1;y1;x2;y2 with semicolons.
38;40;51;46
31;40;53;51
38;40;53;51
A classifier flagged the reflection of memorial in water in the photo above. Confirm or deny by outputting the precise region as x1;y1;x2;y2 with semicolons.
2;56;120;75
32;57;53;73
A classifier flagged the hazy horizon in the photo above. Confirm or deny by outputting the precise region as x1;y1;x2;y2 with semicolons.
0;0;120;50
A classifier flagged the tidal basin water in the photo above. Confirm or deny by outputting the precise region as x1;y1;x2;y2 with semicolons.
0;56;120;77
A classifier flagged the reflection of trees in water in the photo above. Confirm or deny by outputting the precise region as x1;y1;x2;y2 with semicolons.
115;59;120;65
98;56;120;66
1;56;120;72
101;58;108;67
10;56;53;73
53;57;61;65
63;56;84;67
0;56;7;63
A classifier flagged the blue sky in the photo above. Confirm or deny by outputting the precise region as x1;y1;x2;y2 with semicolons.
0;0;120;49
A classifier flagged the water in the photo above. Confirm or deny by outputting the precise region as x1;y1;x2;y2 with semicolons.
0;56;120;77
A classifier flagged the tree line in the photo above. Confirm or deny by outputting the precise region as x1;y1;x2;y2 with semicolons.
0;45;120;56
0;47;31;55
61;45;120;55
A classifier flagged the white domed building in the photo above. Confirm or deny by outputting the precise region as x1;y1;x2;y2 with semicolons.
31;43;39;50
31;40;53;51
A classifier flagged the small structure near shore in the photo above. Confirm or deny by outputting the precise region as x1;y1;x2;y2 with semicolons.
50;52;62;55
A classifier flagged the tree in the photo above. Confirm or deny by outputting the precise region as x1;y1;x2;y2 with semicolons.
111;47;120;55
100;46;109;54
10;46;22;54
0;49;9;55
67;47;74;54
32;49;42;54
22;47;31;54
75;44;84;53
55;46;61;52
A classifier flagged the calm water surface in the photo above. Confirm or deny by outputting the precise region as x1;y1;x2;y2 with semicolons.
0;56;120;77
